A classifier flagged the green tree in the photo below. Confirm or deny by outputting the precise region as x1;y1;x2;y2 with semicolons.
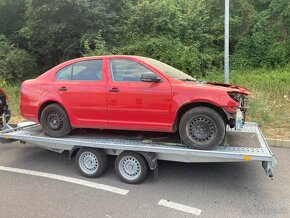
232;0;290;68
21;0;120;71
0;35;36;82
111;0;223;76
0;0;26;38
0;0;289;78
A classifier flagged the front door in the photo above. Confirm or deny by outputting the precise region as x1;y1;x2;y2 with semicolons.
107;58;172;132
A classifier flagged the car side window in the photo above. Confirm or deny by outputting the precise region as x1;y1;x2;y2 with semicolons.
56;65;72;80
56;60;103;81
72;60;103;81
110;59;155;82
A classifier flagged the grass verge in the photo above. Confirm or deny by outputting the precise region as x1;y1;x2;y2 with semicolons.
202;68;290;139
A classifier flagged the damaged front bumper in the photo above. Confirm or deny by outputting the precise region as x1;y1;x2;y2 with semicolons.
225;93;249;130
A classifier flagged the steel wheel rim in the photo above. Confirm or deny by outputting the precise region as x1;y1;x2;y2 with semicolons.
119;156;141;181
47;111;63;131
79;152;99;175
187;116;216;145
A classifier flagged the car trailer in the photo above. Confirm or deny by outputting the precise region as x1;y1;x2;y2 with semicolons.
0;114;276;184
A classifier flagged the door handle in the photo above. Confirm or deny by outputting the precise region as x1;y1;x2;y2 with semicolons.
58;87;68;91
109;88;119;93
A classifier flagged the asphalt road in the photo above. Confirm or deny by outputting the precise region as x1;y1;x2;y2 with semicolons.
0;142;289;218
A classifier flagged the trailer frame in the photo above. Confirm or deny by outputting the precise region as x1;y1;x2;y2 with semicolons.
0;113;277;183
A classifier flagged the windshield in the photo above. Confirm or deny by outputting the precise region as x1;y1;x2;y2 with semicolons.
140;57;196;81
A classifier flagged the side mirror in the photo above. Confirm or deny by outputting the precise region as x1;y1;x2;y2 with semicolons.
140;72;161;82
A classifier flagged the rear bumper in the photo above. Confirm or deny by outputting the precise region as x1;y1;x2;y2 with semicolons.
20;100;39;123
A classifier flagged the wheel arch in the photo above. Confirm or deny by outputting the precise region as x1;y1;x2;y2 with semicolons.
38;100;68;122
135;151;158;170
173;101;229;131
69;146;81;160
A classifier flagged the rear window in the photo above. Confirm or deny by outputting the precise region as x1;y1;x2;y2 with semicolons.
56;60;103;81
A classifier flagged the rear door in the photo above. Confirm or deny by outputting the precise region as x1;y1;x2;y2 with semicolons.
53;59;108;128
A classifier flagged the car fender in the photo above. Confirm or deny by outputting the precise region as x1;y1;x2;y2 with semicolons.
169;84;237;127
37;97;76;125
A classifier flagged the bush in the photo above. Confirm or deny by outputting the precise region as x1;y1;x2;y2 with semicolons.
0;35;36;82
117;36;201;77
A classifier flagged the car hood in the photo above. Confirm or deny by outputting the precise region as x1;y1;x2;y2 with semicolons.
179;80;251;95
206;82;251;95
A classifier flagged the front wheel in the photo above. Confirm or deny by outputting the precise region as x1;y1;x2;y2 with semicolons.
179;107;225;150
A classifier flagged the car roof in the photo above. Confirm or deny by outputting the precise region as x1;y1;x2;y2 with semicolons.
37;55;153;80
52;55;153;72
68;55;146;62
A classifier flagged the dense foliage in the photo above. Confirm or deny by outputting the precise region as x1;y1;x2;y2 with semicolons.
0;0;289;82
0;35;36;81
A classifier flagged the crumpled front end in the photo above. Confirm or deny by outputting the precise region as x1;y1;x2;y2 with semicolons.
227;92;249;129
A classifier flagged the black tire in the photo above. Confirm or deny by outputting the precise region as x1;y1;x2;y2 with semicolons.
76;148;107;178
40;103;72;137
179;106;225;150
115;151;148;184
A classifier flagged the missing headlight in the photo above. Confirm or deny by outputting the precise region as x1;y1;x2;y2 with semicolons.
228;92;249;111
228;92;241;103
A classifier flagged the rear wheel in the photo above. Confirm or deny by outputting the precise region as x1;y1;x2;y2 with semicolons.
40;103;72;137
115;151;148;184
179;107;225;150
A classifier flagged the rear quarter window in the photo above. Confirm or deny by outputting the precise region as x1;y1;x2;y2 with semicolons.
56;65;72;80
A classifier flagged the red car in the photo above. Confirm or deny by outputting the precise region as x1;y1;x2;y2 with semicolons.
21;55;249;150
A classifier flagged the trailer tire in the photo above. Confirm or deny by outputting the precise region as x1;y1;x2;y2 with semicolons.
76;148;107;178
40;103;72;137
115;151;148;184
179;106;225;150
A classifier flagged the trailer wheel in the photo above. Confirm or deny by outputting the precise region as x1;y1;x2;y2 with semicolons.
115;151;148;184
76;148;107;178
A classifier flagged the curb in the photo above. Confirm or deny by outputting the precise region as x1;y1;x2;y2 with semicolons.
266;138;290;148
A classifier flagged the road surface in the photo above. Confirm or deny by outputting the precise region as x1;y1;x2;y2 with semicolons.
0;142;289;217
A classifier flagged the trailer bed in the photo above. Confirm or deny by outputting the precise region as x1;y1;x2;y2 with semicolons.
0;121;276;178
